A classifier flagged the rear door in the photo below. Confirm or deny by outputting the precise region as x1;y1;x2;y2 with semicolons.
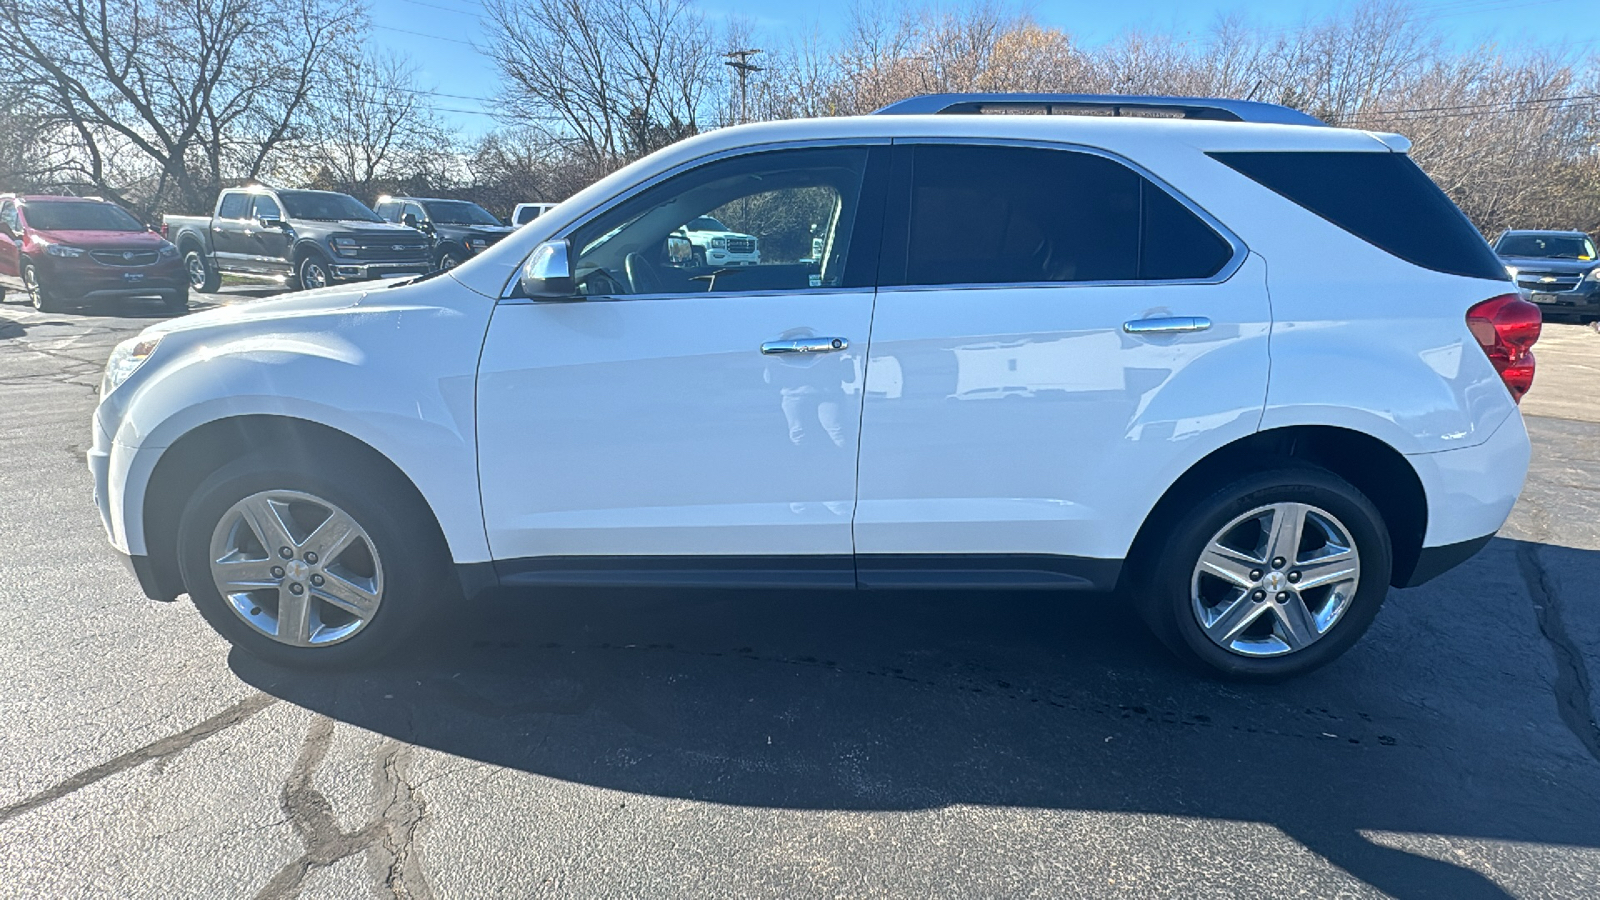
853;141;1271;588
476;144;888;585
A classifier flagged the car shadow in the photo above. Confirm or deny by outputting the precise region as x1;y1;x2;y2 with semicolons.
231;537;1600;898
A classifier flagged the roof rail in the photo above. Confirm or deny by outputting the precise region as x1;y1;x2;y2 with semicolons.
872;93;1326;127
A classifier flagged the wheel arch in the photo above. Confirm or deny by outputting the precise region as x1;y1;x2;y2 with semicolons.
1123;425;1429;591
140;415;452;602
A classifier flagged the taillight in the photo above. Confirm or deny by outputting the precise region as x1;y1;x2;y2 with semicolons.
160;223;168;239
1466;293;1541;403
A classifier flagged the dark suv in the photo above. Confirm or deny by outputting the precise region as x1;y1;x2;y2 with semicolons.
0;194;187;313
374;196;514;271
1494;230;1600;316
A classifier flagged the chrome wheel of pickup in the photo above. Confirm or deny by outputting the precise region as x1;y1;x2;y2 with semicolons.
1190;502;1361;658
208;490;384;647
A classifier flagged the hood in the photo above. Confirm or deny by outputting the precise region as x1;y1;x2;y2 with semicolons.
145;285;368;338
1498;255;1598;275
32;228;167;248
314;220;423;236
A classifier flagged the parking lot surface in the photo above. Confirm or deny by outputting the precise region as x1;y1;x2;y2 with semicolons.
1;292;1598;898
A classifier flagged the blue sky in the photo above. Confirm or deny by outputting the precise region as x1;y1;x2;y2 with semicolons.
369;0;1596;138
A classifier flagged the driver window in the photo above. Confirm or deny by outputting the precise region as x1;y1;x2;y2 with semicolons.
566;146;870;297
253;196;281;220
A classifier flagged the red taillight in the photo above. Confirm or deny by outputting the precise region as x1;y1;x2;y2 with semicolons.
1466;293;1541;403
160;222;168;239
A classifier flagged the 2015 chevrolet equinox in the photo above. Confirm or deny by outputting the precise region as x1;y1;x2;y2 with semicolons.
90;94;1540;679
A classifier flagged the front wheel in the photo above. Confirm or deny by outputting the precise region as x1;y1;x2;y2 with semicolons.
297;253;332;291
176;452;451;668
23;262;64;313
437;250;465;271
1130;466;1393;680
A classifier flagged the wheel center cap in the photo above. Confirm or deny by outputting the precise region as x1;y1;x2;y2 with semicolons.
284;559;311;582
1263;571;1287;592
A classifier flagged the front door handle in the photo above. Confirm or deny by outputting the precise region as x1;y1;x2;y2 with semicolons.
1123;316;1212;335
761;337;849;355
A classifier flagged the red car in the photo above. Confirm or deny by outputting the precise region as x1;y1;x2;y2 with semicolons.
0;194;187;313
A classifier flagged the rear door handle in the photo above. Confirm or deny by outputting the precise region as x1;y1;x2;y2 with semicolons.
761;337;849;355
1123;316;1212;335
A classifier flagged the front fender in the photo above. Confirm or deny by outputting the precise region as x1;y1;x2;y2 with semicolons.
100;282;494;562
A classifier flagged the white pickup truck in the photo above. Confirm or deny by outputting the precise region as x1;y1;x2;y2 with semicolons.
680;216;760;267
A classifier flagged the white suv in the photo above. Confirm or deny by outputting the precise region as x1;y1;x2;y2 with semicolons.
91;93;1539;679
678;215;761;267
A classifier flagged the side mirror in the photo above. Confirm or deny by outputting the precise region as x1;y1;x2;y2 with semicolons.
518;240;577;299
665;234;692;267
258;216;285;230
402;213;419;229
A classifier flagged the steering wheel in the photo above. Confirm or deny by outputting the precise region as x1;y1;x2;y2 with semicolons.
624;252;663;295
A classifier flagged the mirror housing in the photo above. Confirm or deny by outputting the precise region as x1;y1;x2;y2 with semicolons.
665;234;692;267
258;216;286;230
401;212;419;229
518;240;577;300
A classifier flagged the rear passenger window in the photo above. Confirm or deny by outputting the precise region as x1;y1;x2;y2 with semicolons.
900;145;1232;286
217;194;249;219
1208;151;1506;281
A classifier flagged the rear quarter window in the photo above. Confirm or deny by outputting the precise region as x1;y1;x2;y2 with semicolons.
1208;151;1505;281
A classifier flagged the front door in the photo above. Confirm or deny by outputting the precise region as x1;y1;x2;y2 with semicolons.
0;200;20;288
853;141;1271;588
249;195;293;277
477;144;887;587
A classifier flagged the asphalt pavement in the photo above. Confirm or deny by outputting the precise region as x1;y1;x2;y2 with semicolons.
1;290;1597;899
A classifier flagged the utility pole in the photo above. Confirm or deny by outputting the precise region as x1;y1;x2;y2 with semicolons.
724;49;763;124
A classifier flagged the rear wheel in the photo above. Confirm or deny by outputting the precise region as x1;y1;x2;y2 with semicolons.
184;248;220;293
1131;465;1392;680
176;451;451;668
23;262;64;313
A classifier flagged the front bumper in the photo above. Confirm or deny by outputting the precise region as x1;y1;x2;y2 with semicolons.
37;255;187;300
1524;281;1600;311
330;261;431;281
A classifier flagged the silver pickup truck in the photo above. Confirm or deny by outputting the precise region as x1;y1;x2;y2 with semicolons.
163;187;432;292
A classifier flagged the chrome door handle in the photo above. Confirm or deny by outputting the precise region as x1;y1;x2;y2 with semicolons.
761;337;849;355
1123;316;1212;335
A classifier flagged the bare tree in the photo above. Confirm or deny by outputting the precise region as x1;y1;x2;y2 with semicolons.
0;0;364;216
482;0;717;168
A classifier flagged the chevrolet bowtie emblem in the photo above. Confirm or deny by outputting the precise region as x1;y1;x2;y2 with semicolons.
1540;276;1558;283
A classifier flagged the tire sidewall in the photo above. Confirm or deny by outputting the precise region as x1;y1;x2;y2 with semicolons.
183;249;220;293
438;250;464;271
297;252;331;292
1140;467;1393;680
23;261;58;312
176;454;445;668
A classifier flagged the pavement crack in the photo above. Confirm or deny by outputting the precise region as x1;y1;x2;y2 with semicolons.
255;718;433;900
1516;542;1600;766
0;693;279;826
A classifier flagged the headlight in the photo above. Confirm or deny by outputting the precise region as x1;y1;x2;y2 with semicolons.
1586;268;1600;282
1504;265;1519;281
469;237;488;251
102;335;162;396
45;244;85;258
332;236;360;256
710;237;727;249
158;243;178;259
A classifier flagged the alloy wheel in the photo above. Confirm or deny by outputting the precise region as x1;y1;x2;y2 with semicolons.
301;259;328;290
1190;502;1361;657
207;490;384;647
185;252;208;289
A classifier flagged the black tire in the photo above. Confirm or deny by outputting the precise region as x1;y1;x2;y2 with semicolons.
176;450;453;669
296;251;332;292
162;287;189;315
23;261;64;313
1129;465;1393;681
184;248;221;293
437;249;466;272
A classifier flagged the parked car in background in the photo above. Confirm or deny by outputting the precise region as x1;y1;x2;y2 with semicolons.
164;187;431;293
1494;229;1600;318
95;93;1537;681
0;194;186;313
375;196;515;271
512;202;559;226
679;215;760;267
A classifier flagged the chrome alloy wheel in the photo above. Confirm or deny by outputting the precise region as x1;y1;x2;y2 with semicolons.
185;252;208;289
300;258;328;290
208;490;384;647
1190;502;1361;658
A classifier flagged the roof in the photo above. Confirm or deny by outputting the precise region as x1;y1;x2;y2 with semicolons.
872;92;1325;127
0;194;108;204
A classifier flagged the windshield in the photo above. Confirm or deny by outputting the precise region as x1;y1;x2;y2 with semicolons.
24;201;143;232
277;191;382;223
1497;233;1596;261
687;216;729;232
424;200;501;226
